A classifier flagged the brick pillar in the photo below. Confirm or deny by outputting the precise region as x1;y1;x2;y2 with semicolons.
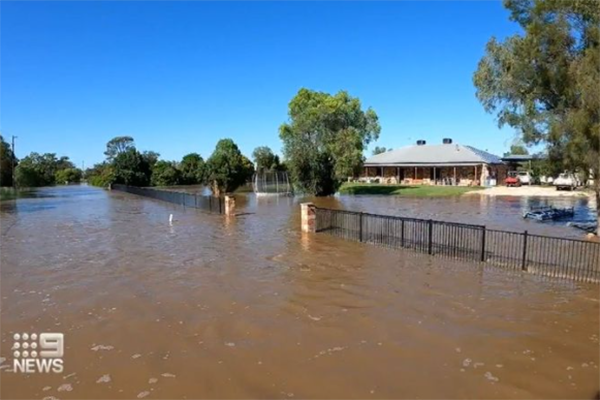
301;202;316;233
224;195;236;216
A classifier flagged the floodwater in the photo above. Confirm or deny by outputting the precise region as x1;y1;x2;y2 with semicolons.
314;193;596;239
1;185;598;399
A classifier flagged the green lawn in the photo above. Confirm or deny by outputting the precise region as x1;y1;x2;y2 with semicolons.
338;183;482;197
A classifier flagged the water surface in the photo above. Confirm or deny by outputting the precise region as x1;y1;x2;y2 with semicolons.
1;185;598;399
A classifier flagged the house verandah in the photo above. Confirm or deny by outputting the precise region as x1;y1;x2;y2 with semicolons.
360;164;508;186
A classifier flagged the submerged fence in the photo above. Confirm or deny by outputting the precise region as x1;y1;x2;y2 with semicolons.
112;184;224;214
315;207;600;283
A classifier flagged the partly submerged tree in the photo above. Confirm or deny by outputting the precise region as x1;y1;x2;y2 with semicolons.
104;136;135;160
86;162;115;188
15;163;45;187
473;0;600;215
0;134;17;187
180;153;206;185
279;88;380;195
252;146;281;172
14;152;73;187
55;168;82;185
151;160;181;187
205;139;252;196
112;148;152;187
98;136;159;187
241;154;255;181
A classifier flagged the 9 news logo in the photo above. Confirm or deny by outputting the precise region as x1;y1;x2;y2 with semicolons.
12;332;64;373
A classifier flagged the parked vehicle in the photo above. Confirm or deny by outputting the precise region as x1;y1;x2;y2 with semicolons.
540;175;554;185
517;171;533;185
523;206;574;221
505;171;521;187
553;173;579;191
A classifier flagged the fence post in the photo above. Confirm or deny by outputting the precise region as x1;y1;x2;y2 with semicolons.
401;219;405;247
359;212;363;242
224;195;236;216
219;197;222;214
480;226;486;262
522;230;528;271
428;219;433;255
301;203;316;233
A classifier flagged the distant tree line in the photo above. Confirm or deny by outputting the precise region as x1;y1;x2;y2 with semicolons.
15;153;82;187
3;2;597;204
2;87;382;197
86;136;258;196
1;134;83;187
2;86;382;198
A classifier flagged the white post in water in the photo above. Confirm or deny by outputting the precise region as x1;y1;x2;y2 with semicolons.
224;195;236;216
301;202;316;233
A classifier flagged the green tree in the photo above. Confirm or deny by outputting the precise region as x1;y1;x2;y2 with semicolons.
474;0;600;215
205;139;252;196
14;153;63;187
142;151;160;169
180;153;206;184
151;161;181;186
0;135;17;187
241;154;255;181
55;168;82;184
56;156;75;171
252;146;280;172
15;164;44;187
104;136;135;160
86;162;114;188
112;148;152;186
509;144;528;155
503;141;529;157
372;146;387;155
279;88;380;195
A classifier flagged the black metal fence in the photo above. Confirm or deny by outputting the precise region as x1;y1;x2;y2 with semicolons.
112;184;224;214
315;207;600;283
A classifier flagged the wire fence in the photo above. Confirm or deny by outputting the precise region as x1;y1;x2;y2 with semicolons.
112;184;224;214
252;171;292;195
315;207;600;283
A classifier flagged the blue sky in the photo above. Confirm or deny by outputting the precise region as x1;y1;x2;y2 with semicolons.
1;1;522;168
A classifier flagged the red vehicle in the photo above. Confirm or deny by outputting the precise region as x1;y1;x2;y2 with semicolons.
505;171;521;187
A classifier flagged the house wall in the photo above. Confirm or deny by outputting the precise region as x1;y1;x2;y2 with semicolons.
492;164;508;185
361;164;503;186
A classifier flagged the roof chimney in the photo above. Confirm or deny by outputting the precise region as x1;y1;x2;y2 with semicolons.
416;140;426;146
443;138;453;144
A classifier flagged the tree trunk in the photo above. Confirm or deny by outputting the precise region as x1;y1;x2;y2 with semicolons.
593;165;600;221
211;181;221;197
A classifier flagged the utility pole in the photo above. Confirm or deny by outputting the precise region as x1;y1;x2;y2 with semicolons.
11;135;17;188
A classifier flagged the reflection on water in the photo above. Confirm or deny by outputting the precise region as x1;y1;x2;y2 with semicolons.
1;185;598;399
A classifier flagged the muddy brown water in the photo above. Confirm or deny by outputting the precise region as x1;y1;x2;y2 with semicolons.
1;185;598;399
